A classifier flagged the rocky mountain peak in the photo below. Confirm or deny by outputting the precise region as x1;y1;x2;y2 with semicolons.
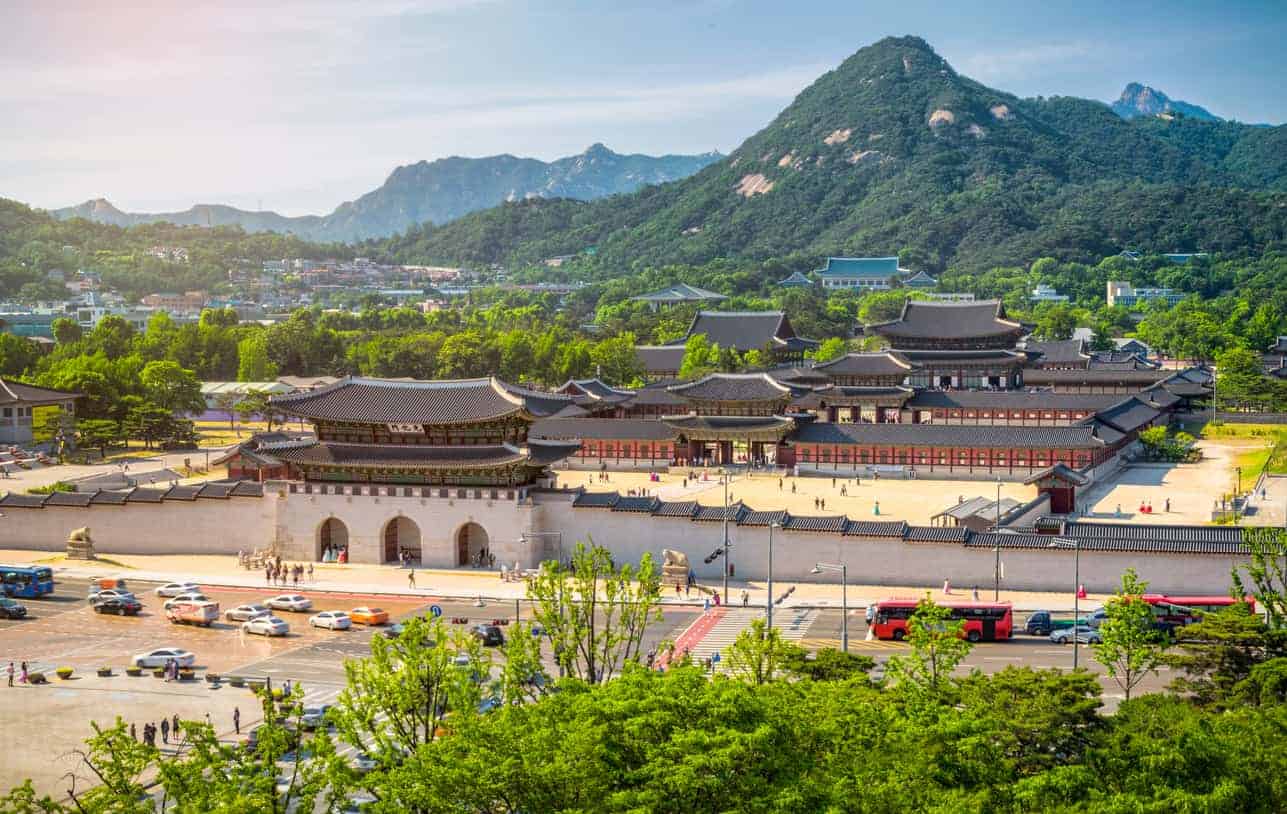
1111;83;1220;122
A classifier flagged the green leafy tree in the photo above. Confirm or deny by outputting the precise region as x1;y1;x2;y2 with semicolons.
526;541;663;684
76;418;124;458
808;336;848;363
1167;602;1287;706
140;360;204;414
725;617;803;684
236;333;279;382
779;646;875;682
1236;527;1287;628
885;594;973;695
50;317;82;345
212;391;241;435
590;331;643;385
677;333;716;379
1093;568;1167;701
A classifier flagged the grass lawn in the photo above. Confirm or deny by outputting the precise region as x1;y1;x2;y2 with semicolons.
1197;422;1287;440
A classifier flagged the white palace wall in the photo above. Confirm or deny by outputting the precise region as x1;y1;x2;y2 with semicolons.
0;484;1246;595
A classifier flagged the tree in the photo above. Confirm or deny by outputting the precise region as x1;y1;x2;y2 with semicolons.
678;333;716;379
590;332;643;385
808;337;848;364
140;360;204;415
1236;527;1287;628
212;391;241;436
236;333;279;382
885;594;973;695
0;333;39;377
76;419;124;459
123;402;177;449
725;617;802;684
526;541;663;684
779;646;875;682
236;390;284;432
1093;568;1166;701
50;317;82;345
1167;602;1287;706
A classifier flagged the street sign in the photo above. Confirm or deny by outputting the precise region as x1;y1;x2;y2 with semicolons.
429;604;443;618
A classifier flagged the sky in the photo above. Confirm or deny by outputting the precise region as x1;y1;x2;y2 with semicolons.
4;0;1286;215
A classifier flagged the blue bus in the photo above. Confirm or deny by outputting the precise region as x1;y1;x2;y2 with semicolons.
0;566;55;598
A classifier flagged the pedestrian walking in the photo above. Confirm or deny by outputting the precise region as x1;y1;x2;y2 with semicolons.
307;563;314;583
741;590;749;607
160;717;169;744
778;478;783;491
19;661;27;684
172;714;180;736
6;661;12;687
265;565;273;584
972;586;980;601
791;481;796;494
674;582;681;596
130;723;137;741
292;567;299;587
205;713;212;730
408;569;416;589
233;707;240;735
1164;498;1170;513
703;596;710;613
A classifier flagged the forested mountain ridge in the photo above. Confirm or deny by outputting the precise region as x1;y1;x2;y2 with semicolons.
50;144;721;242
375;37;1287;274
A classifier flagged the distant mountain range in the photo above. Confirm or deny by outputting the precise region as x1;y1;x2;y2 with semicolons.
50;144;722;242
1110;82;1220;122
374;37;1287;273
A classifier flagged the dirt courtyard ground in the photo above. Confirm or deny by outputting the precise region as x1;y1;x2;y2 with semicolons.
554;437;1254;527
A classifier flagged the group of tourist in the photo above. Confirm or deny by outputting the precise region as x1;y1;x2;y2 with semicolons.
265;559;312;587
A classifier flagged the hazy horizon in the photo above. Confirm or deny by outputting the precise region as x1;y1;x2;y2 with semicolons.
6;0;1286;216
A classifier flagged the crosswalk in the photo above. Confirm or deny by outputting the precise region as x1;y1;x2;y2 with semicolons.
679;607;819;673
798;637;906;651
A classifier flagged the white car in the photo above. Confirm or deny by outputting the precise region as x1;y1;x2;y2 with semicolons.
350;753;377;774
132;648;195;668
88;588;135;603
309;611;352;630
154;581;200;597
243;616;290;636
266;594;313;612
163;593;211;610
226;603;272;622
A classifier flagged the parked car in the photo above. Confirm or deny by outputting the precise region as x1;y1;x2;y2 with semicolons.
1085;608;1109;629
226;603;271;622
0;597;28;619
154;581;200;597
132;648;195;668
349;607;388;625
300;704;333;730
350;752;377;774
1023;610;1085;636
93;596;143;616
243;616;290;636
265;594;313;612
1051;625;1102;645
310;611;352;630
383;622;406;639
88;588;135;604
167;601;220;626
471;624;505;647
163;593;211;611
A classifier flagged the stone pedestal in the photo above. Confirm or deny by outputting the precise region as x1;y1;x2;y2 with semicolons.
66;527;95;560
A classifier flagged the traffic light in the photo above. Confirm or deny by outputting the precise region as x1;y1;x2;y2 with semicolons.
703;547;724;565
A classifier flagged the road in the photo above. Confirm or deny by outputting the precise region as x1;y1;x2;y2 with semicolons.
0;577;1161;796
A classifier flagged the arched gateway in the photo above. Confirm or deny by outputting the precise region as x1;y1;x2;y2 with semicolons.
317;517;349;562
383;516;422;563
456;522;489;567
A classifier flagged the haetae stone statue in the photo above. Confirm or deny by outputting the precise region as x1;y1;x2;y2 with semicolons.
661;548;690;588
66;526;95;560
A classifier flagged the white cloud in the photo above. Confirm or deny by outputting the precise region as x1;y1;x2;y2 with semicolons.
951;42;1100;83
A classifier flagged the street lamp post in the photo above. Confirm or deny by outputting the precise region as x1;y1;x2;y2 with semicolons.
1047;536;1081;670
995;477;1002;600
766;522;777;632
1235;466;1242;524
811;562;849;653
722;470;732;606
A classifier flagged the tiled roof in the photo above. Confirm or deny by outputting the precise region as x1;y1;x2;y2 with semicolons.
0;481;265;509
843;520;908;537
527;439;583;466
572;491;619;508
969;530;1247;555
1161;380;1211;397
814;257;901;278
0;492;48;507
1094;397;1162;434
741;509;789;527
869;300;1023;340
1137;388;1182;409
662;415;795;433
902;270;938;287
693;503;746;522
791;386;915;409
622;383;689;408
127;487;168;503
43;490;96;507
164;485;202;501
905;526;970;542
1024;339;1089;365
668;373;792;402
793;421;1105;449
0;379;80;406
815;352;914;376
90;490;131;505
631;283;726;303
906;391;1123;411
271;377;569;424
681;311;816;352
654;500;698;518
899;349;1028;363
1086;419;1126;445
634;345;686;373
530;418;677;441
1023;463;1090;486
611;495;660;513
1022;369;1172;385
274;442;531;470
558;379;635;402
783;515;846;532
778;271;813;287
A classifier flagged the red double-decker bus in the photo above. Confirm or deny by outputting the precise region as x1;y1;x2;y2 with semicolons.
869;599;1014;642
1141;594;1256;627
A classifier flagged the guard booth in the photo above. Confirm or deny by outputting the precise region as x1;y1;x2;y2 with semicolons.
1024;463;1089;515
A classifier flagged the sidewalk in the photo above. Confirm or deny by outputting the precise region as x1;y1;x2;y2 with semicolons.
2;549;1106;612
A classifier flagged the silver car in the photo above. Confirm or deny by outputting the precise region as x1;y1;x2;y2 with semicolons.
243;616;290;636
1050;625;1102;645
226;603;271;622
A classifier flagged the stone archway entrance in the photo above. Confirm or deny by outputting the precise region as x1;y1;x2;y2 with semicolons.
456;522;489;567
318;517;349;562
382;516;422;564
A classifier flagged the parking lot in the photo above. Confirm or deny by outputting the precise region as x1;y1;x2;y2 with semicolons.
0;576;699;796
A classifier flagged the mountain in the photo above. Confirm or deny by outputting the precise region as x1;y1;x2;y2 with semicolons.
1111;82;1220;122
378;37;1287;273
50;144;721;242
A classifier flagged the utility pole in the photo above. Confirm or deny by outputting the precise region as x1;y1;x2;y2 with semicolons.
766;522;776;632
995;477;1002;601
722;470;731;605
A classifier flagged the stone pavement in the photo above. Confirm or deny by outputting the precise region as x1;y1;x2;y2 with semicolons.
0;550;1110;613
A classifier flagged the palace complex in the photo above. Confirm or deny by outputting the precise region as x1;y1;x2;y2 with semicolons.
0;300;1239;592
